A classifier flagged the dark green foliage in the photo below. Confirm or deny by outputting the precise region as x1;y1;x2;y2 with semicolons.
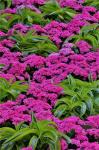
0;78;28;102
11;30;58;56
84;0;99;9
0;115;71;150
0;8;49;32
0;0;12;10
16;8;49;26
66;24;99;50
40;0;77;22
53;75;99;119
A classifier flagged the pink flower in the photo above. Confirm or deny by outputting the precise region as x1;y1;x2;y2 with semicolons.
76;40;92;53
0;31;6;36
21;146;33;150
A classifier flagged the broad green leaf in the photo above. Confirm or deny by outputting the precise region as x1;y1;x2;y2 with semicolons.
29;136;38;150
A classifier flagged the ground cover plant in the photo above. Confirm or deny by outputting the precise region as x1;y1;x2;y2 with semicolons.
0;0;99;149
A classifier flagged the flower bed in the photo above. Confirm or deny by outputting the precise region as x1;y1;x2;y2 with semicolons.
0;0;99;149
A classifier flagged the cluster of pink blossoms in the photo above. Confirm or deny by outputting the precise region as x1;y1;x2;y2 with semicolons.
12;0;46;5
1;100;99;149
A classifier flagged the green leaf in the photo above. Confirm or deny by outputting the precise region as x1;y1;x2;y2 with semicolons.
1;142;14;150
29;136;38;150
11;31;58;56
81;24;99;35
0;64;5;69
40;0;76;22
84;34;98;49
59;133;71;144
0;78;28;102
3;128;36;144
55;76;99;118
80;103;87;116
54;104;66;118
0;116;66;150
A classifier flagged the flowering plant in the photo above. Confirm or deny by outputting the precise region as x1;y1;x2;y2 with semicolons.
0;114;70;150
0;0;99;149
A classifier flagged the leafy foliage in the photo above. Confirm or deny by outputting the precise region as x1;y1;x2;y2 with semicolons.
0;78;28;102
0;115;71;150
0;13;11;32
16;7;49;26
84;0;99;9
40;0;77;22
11;30;58;56
0;8;49;32
53;75;99;119
0;0;12;10
67;24;99;50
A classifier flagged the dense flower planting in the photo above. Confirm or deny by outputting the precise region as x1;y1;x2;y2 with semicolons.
0;0;99;149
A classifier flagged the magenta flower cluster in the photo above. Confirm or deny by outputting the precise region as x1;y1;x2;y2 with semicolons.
1;100;99;149
12;0;46;5
54;115;99;149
